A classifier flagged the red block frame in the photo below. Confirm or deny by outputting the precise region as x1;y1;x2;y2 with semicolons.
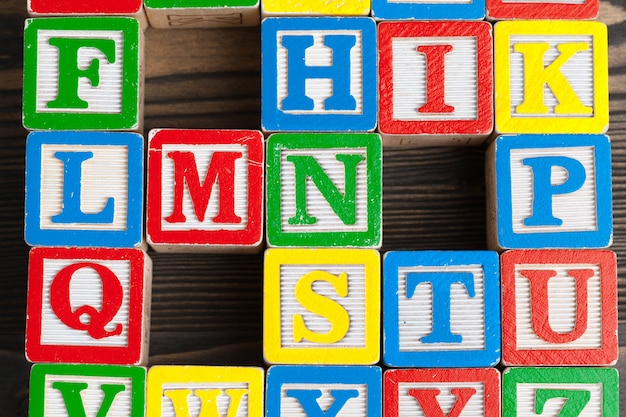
28;0;142;14
487;0;598;20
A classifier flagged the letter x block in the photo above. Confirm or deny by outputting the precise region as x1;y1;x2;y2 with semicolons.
23;17;143;131
378;21;493;146
26;247;152;365
383;251;501;368
494;21;608;134
486;134;612;250
144;0;259;28
261;18;377;132
501;250;618;366
264;249;380;365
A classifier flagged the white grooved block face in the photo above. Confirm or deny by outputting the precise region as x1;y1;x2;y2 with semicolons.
160;382;250;417
516;383;602;417
397;382;485;417
280;384;368;416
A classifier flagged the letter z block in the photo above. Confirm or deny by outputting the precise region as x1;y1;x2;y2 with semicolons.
378;21;493;146
264;249;380;364
486;134;612;250
501;250;617;366
144;0;259;28
23;17;143;131
383;251;501;368
147;129;264;253
26;247;152;365
261;18;377;132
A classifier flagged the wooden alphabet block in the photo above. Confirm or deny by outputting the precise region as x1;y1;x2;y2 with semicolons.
23;17;143;131
266;133;382;248
494;20;608;134
372;0;484;22
261;17;377;133
486;134;612;250
384;368;501;417
501;250;618;366
25;247;152;365
262;0;369;17
266;365;381;417
264;248;380;365
487;0;598;20
27;0;147;29
144;0;259;28
147;366;264;417
147;129;264;253
383;251;501;368
25;131;144;248
377;21;493;146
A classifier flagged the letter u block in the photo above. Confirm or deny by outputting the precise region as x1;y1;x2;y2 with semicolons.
23;17;143;131
147;129;264;253
486;134;612;250
377;21;493;146
501;250;618;366
264;249;380;365
144;0;259;28
25;247;152;365
494;21;608;134
261;18;377;132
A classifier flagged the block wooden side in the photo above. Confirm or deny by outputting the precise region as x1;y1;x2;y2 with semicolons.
144;0;259;28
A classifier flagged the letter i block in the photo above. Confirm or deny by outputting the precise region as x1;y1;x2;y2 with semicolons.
261;18;377;132
25;131;144;248
147;129;264;253
486;134;612;250
26;247;152;365
378;21;493;146
29;363;146;417
383;251;501;368
487;0;598;19
264;249;380;364
144;0;259;28
23;17;143;131
494;21;608;134
501;250;617;366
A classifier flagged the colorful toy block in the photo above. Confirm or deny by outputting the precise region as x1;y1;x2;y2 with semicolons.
378;21;493;146
261;17;377;132
261;0;369;17
147;366;264;417
27;0;147;28
487;0;598;20
486;134;612;250
144;0;259;28
266;133;382;248
501;250;617;366
383;251;501;368
25;247;152;365
266;365;381;417
264;248;380;364
494;21;608;134
147;129;264;253
384;368;501;417
29;363;146;417
23;17;143;131
372;0;484;22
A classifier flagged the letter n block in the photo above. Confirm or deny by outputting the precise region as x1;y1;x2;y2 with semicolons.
144;0;259;28
264;249;380;364
501;250;617;366
261;18;377;132
378;21;493;146
486;134;612;250
383;251;500;368
147;129;264;253
25;247;152;365
23;17;143;131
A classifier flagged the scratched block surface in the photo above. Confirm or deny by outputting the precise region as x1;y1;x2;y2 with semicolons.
264;248;380;365
372;0;485;22
383;251;500;368
25;131;144;248
378;21;493;146
261;18;377;132
25;247;152;365
144;0;259;28
487;0;598;20
262;0;369;17
486;134;612;250
28;0;145;21
494;20;608;134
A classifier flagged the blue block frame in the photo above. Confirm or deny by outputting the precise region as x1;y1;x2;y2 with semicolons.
371;0;485;21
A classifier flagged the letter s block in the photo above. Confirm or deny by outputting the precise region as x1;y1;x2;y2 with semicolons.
25;247;152;365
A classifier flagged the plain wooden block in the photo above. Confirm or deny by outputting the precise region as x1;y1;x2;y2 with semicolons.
262;0;369;17
487;0;598;20
261;17;377;132
264;248;380;365
372;0;484;21
501;250;618;366
144;0;259;28
486;134;613;250
494;20;608;134
377;21;493;146
23;17;144;131
146;129;264;253
25;131;145;248
383;251;501;368
25;247;152;365
266;133;382;248
27;0;148;29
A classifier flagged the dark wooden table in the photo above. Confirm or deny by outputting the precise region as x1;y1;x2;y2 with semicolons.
1;0;624;414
